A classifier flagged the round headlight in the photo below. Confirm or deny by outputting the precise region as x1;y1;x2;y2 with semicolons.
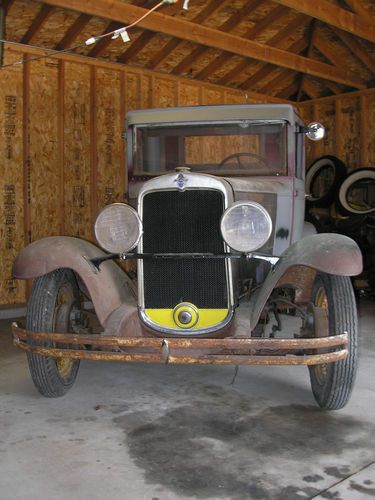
220;201;272;253
94;203;142;253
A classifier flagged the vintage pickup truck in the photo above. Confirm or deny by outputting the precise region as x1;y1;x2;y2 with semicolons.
12;104;362;409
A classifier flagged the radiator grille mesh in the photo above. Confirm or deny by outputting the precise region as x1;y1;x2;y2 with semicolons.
142;190;228;308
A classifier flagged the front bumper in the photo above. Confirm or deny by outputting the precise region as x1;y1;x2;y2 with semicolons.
12;322;348;366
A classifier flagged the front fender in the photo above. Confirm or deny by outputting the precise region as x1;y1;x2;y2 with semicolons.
250;233;362;330
13;236;136;326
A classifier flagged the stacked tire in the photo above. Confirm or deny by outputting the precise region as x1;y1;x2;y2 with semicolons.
305;156;375;297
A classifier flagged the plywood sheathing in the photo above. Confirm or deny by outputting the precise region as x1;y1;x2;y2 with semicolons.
299;89;375;169
0;49;25;303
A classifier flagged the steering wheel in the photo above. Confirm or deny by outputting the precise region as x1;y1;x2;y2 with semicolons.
218;152;268;169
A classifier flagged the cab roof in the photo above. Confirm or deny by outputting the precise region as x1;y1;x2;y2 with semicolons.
126;104;300;128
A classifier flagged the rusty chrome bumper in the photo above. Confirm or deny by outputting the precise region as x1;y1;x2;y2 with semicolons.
12;322;348;366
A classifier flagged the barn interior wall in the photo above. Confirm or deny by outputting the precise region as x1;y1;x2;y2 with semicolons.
0;46;279;305
298;90;375;169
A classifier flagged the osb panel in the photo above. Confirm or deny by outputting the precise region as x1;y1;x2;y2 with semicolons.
225;90;246;105
63;61;92;239
178;82;201;106
314;101;336;158
0;50;25;304
5;0;40;41
337;96;361;168
364;93;375;166
202;87;224;105
95;68;125;213
152;76;177;108
28;58;61;241
31;8;80;48
124;71;142;112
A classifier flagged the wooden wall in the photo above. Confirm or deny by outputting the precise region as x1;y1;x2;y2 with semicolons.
0;45;282;305
298;89;375;169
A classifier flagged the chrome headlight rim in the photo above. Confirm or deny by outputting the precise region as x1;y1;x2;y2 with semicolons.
94;202;143;254
220;201;272;253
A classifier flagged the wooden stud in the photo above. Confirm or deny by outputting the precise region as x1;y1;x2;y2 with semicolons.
90;65;98;238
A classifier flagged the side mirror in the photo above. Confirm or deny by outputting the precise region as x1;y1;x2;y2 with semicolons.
305;122;325;141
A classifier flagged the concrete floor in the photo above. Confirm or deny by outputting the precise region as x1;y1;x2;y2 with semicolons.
0;300;374;500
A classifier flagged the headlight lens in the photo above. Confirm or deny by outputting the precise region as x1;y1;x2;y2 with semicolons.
220;201;272;252
94;203;142;253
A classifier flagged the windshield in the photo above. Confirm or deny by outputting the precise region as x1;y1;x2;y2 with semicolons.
133;121;287;176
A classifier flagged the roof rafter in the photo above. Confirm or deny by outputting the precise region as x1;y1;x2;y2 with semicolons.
147;0;225;71
258;69;295;95
241;36;309;90
21;3;54;44
276;81;299;99
273;0;375;43
195;5;288;81
55;13;91;50
41;0;367;88
218;13;309;86
332;27;375;75
171;0;263;76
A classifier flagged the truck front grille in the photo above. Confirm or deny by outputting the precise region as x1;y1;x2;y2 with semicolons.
141;190;227;308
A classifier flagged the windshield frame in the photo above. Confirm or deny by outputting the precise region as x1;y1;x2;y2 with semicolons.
130;119;288;178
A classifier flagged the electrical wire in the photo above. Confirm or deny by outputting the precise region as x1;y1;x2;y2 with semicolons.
0;0;183;70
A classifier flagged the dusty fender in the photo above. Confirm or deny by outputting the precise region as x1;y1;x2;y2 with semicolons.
250;233;362;330
13;236;136;326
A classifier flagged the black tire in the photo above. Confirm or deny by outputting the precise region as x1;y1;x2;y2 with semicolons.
26;268;81;397
337;168;375;215
309;273;358;410
305;156;347;208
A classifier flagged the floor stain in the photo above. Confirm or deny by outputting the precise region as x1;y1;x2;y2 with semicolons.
112;384;375;499
303;474;324;483
324;466;351;479
350;481;375;495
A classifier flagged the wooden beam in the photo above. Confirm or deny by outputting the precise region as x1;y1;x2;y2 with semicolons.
55;13;91;50
147;0;225;70
218;13;309;86
343;0;371;19
273;0;375;43
195;5;288;81
171;0;263;76
332;27;375;75
41;0;366;88
21;4;54;44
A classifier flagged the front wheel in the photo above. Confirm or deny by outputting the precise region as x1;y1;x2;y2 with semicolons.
26;268;81;397
308;273;358;410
